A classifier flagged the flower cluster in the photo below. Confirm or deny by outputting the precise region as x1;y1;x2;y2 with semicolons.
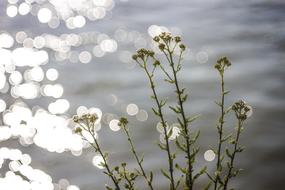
132;48;155;61
214;56;231;74
113;162;139;190
153;32;186;52
72;113;98;125
118;117;129;126
72;113;101;142
232;100;253;121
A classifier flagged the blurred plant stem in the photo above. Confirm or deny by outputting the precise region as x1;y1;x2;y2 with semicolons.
142;59;176;190
222;118;243;190
119;117;154;190
75;119;121;190
133;50;176;189
222;100;251;189
169;42;194;190
213;58;229;190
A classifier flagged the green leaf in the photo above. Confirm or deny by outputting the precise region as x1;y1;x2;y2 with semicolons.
105;185;114;190
139;155;145;164
175;138;186;151
161;169;171;180
236;146;245;153
160;99;167;107
149;171;153;182
167;127;173;138
151;108;160;116
158;143;166;150
187;114;201;123
175;163;186;174
215;101;222;107
223;90;230;95
164;79;174;84
193;166;207;180
203;181;212;190
192;130;200;142
222;134;232;142
182;94;188;102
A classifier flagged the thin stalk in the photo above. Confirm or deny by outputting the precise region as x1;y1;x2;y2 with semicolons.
167;48;193;190
214;73;225;190
87;128;121;190
121;123;154;190
222;119;243;190
122;166;135;190
143;61;176;190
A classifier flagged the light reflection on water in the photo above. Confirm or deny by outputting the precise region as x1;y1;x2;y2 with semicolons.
0;0;285;189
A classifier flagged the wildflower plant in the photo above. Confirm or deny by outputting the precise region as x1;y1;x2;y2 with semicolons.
73;32;252;190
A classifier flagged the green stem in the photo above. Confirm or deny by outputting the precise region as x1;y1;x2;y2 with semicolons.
122;124;154;190
222;119;243;190
168;49;193;190
143;62;176;190
214;73;225;190
87;128;121;190
122;166;135;190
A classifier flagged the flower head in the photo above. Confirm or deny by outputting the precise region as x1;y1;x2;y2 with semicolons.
118;117;128;126
179;44;186;51
214;57;231;74
232;100;253;121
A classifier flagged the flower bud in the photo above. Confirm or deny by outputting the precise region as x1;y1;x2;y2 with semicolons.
75;127;82;134
119;117;128;126
73;115;79;123
153;60;160;67
179;44;185;51
132;54;138;60
148;50;155;57
158;43;165;51
174;36;181;43
153;36;160;42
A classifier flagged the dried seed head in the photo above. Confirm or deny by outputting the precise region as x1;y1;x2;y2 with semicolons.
158;43;165;51
215;56;231;73
232;100;253;121
75;127;82;134
72;115;80;123
89;114;98;123
179;44;186;51
148;50;155;57
153;36;160;42
153;60;160;67
132;54;138;60
119;117;128;126
174;36;181;43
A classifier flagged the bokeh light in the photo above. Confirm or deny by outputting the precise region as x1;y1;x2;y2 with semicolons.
204;150;215;162
46;68;59;81
37;8;52;23
109;119;120;132
92;155;105;169
6;5;18;18
0;99;6;112
126;103;139;116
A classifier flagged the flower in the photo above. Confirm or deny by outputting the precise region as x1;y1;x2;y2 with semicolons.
174;36;181;43
214;56;231;73
232;100;253;121
118;117;128;126
158;43;165;51
179;44;186;51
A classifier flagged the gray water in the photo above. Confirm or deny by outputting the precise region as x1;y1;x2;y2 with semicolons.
1;0;285;189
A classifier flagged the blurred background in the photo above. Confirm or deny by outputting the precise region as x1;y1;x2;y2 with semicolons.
0;0;285;189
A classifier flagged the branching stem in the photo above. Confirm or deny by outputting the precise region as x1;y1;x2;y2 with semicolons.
121;123;154;190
